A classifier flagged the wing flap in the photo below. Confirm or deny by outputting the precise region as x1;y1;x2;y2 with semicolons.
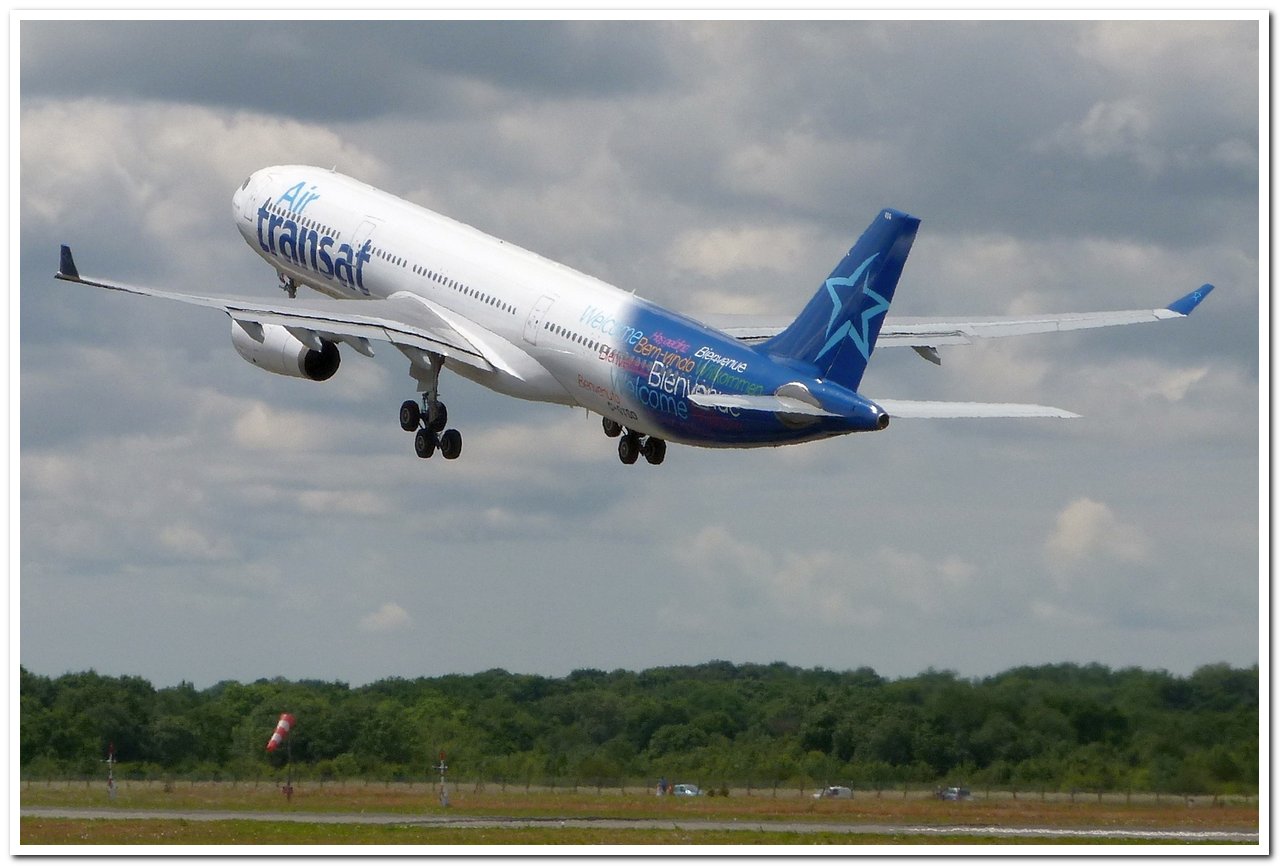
228;295;494;371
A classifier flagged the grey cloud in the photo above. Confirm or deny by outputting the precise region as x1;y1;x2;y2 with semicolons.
21;21;680;122
18;17;1259;687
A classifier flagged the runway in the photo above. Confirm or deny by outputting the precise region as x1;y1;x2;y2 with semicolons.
20;807;1259;843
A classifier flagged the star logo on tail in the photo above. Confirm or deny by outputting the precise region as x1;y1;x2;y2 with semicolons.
817;254;888;361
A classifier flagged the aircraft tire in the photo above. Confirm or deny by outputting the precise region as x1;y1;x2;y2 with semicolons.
602;417;623;438
400;400;422;432
440;429;463;460
428;402;448;433
618;434;640;465
642;437;666;465
414;429;436;459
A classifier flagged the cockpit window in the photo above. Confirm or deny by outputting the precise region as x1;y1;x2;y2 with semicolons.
240;176;252;191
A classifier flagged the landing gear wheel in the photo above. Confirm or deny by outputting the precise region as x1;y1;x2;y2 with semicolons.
399;400;422;432
414;428;437;459
642;437;667;466
427;402;448;434
618;433;640;465
602;417;623;438
440;429;463;460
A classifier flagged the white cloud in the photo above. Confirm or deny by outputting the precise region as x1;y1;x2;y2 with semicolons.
156;523;235;561
669;224;814;280
1040;99;1164;173
22;100;383;235
231;401;327;451
1142;365;1210;402
666;526;992;632
359;602;412;633
1045;497;1149;565
296;489;389;517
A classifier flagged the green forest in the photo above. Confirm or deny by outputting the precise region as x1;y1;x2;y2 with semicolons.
20;661;1257;796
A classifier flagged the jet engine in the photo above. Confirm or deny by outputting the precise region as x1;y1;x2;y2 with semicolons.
230;319;340;381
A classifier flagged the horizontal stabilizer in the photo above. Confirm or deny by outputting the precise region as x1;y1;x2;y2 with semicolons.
875;399;1079;419
686;392;839;417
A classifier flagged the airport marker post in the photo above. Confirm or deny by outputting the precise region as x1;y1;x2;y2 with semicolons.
105;742;116;801
436;750;449;808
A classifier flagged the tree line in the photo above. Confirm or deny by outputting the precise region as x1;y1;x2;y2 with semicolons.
20;661;1257;795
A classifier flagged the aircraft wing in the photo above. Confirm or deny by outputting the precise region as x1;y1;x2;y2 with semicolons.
708;285;1214;363
55;245;518;377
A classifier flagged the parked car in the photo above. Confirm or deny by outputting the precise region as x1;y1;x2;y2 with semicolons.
671;784;701;796
813;785;853;799
936;786;971;801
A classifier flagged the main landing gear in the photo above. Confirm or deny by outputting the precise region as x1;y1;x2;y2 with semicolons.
400;353;462;460
400;399;463;460
602;416;666;466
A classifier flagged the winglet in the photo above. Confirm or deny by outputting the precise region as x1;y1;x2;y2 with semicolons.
1166;283;1213;316
57;245;80;281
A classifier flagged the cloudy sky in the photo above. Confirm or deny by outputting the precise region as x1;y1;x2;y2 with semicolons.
17;17;1262;689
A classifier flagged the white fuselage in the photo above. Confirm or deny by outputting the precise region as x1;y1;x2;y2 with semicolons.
231;165;810;447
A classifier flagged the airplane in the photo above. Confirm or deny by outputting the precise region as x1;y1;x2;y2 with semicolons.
54;165;1213;466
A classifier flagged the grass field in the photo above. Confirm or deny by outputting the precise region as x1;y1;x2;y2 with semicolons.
20;781;1259;846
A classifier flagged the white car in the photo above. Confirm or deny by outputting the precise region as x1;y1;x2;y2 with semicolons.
672;784;701;796
813;786;852;799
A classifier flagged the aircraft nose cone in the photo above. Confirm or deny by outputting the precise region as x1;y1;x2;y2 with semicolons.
232;173;256;222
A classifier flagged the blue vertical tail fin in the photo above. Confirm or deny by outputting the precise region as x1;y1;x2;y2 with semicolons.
761;208;920;391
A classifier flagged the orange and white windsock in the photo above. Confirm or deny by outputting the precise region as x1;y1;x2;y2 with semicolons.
266;713;295;752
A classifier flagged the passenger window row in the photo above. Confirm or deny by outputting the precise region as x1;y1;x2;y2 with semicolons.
408;262;516;316
270;202;517;319
267;201;338;240
544;321;603;353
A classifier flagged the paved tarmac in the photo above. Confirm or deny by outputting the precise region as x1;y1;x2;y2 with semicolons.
20;806;1259;843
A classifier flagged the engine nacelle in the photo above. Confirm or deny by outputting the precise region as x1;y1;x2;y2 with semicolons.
230;320;340;381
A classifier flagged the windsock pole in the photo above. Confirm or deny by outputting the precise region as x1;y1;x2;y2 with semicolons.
284;736;294;802
266;713;296;802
